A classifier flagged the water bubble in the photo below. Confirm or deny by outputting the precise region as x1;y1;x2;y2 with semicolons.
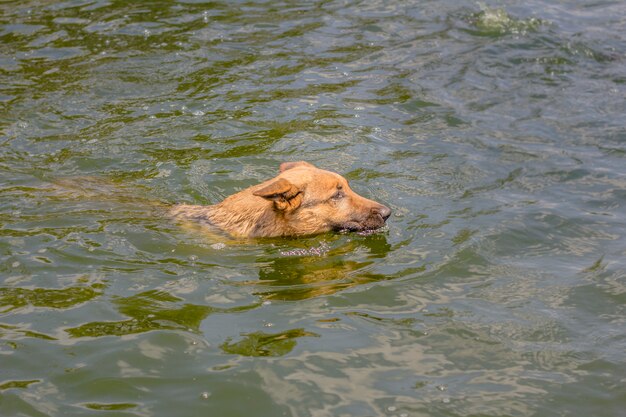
200;392;210;399
442;397;450;404
262;301;272;306
12;261;20;268
188;255;198;262
264;322;274;327
387;406;397;412
192;110;205;116
436;384;448;391
210;242;226;250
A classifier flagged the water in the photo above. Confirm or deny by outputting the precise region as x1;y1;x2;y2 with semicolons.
1;1;625;416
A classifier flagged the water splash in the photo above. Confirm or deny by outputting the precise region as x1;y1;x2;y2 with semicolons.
469;7;544;36
279;241;330;257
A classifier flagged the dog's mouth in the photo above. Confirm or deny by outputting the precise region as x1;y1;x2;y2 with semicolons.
333;215;388;234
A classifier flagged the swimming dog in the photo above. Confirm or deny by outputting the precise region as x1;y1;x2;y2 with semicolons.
170;161;391;238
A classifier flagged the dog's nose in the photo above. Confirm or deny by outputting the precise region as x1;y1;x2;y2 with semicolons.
373;205;392;221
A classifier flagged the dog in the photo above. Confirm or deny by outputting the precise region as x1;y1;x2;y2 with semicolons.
170;161;391;238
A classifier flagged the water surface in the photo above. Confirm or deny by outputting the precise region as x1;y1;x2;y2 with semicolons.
1;1;625;416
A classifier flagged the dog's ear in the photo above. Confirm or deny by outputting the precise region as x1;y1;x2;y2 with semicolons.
253;178;302;211
279;161;315;173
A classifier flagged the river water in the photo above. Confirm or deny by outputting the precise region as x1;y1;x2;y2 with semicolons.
1;1;625;416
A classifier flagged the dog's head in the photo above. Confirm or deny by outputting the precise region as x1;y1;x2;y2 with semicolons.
253;161;391;236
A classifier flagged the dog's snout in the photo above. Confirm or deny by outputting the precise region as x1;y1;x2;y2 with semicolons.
373;205;392;221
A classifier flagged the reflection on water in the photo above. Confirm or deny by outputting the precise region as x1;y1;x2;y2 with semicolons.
66;289;215;337
221;328;319;357
255;234;393;300
66;289;258;338
1;0;625;416
0;283;103;312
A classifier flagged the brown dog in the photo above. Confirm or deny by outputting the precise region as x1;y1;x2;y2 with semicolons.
170;161;391;238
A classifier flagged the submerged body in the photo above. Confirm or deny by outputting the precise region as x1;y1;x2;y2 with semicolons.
170;161;391;238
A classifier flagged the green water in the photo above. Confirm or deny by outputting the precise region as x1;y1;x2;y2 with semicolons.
1;1;625;416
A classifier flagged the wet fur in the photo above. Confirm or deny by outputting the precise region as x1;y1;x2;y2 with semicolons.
170;161;391;238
